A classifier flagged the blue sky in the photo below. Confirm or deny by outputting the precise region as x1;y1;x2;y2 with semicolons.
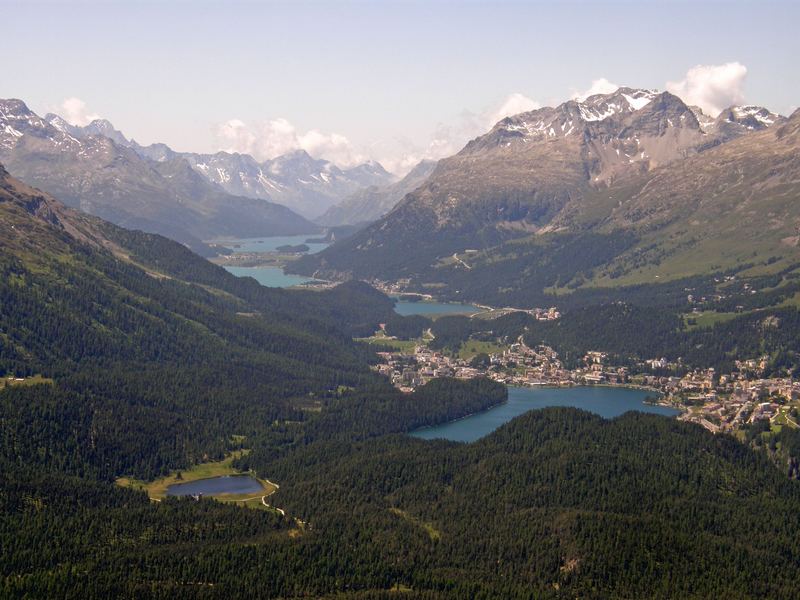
2;0;798;172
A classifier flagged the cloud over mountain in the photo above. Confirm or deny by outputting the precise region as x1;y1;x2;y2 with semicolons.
215;117;366;168
667;62;747;116
59;97;101;126
379;92;542;175
572;78;620;102
488;93;541;125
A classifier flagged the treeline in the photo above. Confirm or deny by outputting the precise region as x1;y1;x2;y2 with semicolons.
383;314;431;340
238;377;507;473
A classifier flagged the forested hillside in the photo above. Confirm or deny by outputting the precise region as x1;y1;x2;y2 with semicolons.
0;162;401;477
3;162;800;598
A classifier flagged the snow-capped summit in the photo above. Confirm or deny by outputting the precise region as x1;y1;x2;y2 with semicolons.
1;100;51;143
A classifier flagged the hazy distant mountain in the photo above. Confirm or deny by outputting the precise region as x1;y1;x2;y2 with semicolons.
316;159;438;226
45;113;132;146
180;149;395;219
1;99;316;252
43;112;395;219
292;88;793;303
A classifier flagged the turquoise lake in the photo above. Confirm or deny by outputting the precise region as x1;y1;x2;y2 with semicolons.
392;298;481;316
215;234;330;254
411;386;680;442
166;475;264;497
222;235;329;288
225;266;318;288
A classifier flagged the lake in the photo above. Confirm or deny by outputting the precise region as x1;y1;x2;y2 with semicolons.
215;234;330;254
221;235;330;288
411;385;680;442
166;475;265;497
225;265;318;288
393;298;481;316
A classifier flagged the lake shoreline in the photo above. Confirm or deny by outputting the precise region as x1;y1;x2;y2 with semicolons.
410;385;682;443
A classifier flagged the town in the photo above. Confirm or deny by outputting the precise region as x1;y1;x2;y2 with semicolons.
371;330;800;436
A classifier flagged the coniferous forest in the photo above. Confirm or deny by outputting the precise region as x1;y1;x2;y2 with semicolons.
2;163;800;598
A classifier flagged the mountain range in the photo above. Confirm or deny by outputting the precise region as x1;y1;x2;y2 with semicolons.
44;110;396;220
0;99;318;253
292;87;797;306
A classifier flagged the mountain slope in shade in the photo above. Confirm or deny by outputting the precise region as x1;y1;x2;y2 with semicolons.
0;157;396;477
1;99;316;251
316;159;438;226
292;89;792;303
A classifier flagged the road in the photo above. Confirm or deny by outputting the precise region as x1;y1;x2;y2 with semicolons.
452;253;472;270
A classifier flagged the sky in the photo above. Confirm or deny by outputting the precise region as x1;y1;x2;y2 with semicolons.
2;0;799;174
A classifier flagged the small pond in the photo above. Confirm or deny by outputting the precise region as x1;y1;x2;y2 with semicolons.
166;475;265;497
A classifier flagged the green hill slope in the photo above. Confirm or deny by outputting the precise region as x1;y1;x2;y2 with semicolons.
0;162;394;478
293;108;800;308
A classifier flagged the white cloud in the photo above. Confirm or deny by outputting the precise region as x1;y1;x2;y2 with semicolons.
666;62;747;116
487;93;541;125
217;92;542;175
378;93;542;175
59;97;101;126
215;117;366;167
571;78;619;102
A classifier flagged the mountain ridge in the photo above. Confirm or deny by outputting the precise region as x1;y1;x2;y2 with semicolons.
291;87;793;303
1;99;317;252
42;111;396;219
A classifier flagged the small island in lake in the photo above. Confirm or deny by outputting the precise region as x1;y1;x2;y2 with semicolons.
275;244;309;253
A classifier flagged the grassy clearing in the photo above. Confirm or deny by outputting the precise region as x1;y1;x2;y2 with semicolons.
356;332;421;353
683;311;740;330
0;375;54;389
458;340;506;360
116;450;278;509
389;508;441;541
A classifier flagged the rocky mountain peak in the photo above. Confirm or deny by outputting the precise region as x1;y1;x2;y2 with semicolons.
43;113;78;135
469;88;699;156
0;98;34;117
717;105;782;130
1;100;55;149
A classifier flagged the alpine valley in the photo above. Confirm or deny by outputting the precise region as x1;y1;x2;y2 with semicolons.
0;99;398;253
4;38;800;600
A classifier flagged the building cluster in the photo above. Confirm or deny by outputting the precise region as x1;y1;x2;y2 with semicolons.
672;373;800;433
372;339;800;435
374;341;628;393
531;307;561;321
